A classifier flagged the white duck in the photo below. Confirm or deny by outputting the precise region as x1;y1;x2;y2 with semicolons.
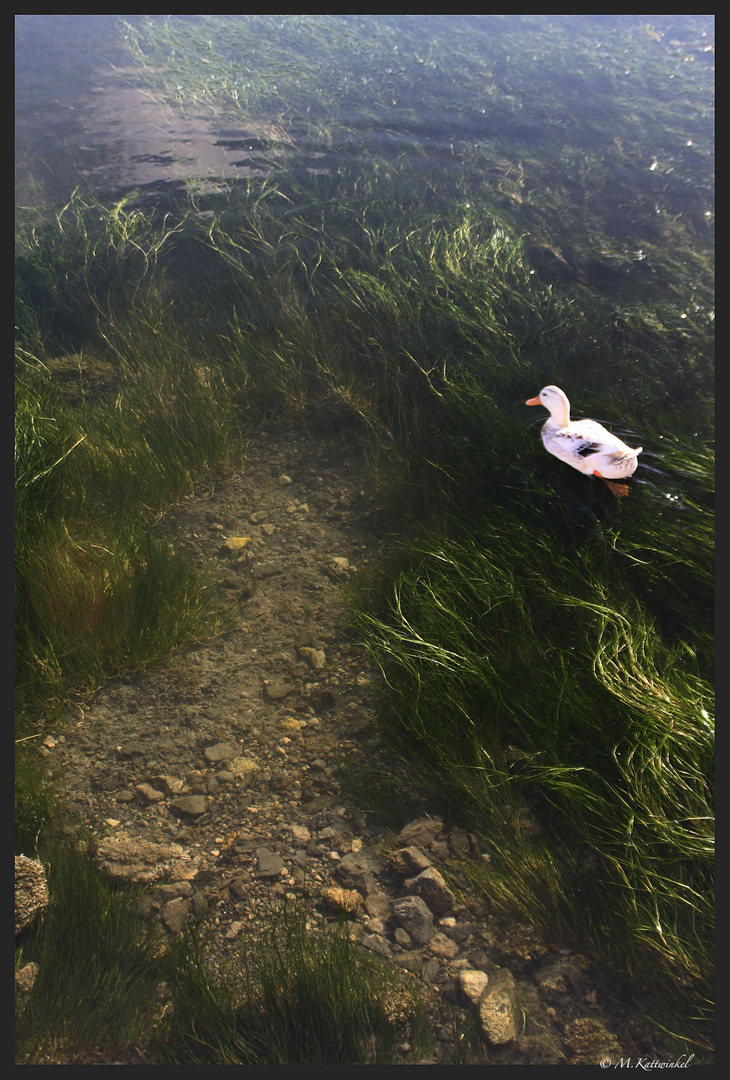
525;385;642;497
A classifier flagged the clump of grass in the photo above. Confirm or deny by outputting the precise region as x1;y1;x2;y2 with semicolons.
15;196;242;731
356;522;713;1040
15;842;164;1065
15;747;56;856
158;900;431;1066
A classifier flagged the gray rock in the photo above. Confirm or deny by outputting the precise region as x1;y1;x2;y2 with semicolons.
398;817;443;848
392;895;434;945
336;849;384;894
136;782;165;803
204;742;241;764
170;795;208;817
405;865;456;915
15;855;49;935
390;845;433;876
428;931;460;959
478;968;519;1045
160;896;191;934
255;847;285;878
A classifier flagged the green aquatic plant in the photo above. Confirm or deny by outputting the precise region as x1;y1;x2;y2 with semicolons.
15;842;163;1064
158;900;431;1066
356;521;713;1031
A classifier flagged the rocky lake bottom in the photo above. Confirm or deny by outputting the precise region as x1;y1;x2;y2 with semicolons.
24;424;695;1066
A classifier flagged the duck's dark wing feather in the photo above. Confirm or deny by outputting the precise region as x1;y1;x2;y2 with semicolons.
576;441;603;457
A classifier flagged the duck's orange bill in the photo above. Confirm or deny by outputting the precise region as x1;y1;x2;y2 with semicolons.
525;396;541;406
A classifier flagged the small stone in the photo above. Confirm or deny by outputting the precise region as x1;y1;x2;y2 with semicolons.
321;886;362;913
136;782;165;803
298;647;326;670
392;895;434;946
254;847;285;878
204;742;241;764
565;1018;623;1065
278;474;293;485
160;896;191;934
478;968;519;1045
458;969;490;1007
219;536;251;555
170;795;208;817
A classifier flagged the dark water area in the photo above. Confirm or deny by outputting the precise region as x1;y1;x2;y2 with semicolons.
16;15;714;219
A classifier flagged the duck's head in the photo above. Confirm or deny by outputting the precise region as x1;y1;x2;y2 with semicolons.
525;385;571;426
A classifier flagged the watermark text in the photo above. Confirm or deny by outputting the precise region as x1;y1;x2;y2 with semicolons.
601;1056;694;1070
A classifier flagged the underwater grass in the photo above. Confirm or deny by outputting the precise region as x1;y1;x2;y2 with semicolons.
15;841;164;1064
16;149;712;1054
356;520;713;1035
15;203;242;737
157;901;431;1066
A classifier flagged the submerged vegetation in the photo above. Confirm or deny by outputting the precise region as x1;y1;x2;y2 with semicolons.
15;846;431;1066
16;13;713;1063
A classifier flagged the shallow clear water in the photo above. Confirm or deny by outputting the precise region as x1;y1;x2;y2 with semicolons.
15;13;714;499
15;17;715;1026
16;15;714;220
